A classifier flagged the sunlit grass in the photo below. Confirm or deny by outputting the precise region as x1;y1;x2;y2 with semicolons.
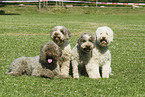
0;5;145;96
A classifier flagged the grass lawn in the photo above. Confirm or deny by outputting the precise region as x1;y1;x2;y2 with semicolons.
0;5;145;96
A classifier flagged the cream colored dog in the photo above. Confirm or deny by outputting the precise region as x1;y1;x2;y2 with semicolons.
94;26;113;78
50;26;71;77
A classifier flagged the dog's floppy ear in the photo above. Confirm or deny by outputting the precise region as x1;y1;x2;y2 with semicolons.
50;27;56;39
95;27;101;38
109;30;113;42
63;26;71;40
77;35;82;44
58;46;62;57
91;36;96;44
105;26;113;42
109;32;113;42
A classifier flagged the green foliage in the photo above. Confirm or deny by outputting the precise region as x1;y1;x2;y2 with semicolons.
0;5;145;96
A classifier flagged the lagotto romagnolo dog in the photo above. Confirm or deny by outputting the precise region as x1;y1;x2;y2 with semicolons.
94;26;113;78
72;33;99;78
50;26;71;77
7;42;68;78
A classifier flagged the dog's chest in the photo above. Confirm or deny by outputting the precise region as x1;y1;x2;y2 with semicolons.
79;53;91;65
97;49;111;65
59;43;71;62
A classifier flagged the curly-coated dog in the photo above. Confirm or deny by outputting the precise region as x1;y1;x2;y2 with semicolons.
72;33;99;78
94;26;113;78
50;26;71;77
7;42;68;78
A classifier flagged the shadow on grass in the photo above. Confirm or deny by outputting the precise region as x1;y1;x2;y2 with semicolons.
0;10;20;15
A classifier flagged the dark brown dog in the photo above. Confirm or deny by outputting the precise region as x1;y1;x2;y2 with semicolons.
7;42;70;79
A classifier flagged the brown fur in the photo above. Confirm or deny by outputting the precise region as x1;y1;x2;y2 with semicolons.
7;42;70;79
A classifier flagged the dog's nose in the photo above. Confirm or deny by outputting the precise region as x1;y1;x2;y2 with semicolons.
86;46;91;48
102;37;106;40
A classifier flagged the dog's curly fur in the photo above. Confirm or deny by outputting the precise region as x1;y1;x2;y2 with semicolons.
71;33;99;78
94;26;113;78
50;26;71;77
7;42;69;78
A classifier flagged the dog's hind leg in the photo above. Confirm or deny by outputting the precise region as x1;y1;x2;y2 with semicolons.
7;57;28;76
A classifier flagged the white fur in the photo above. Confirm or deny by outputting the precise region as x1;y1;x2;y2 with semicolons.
94;26;113;78
95;26;113;46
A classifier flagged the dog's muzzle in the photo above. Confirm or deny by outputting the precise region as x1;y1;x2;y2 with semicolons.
83;46;92;52
99;37;108;46
52;33;65;45
44;55;57;69
44;51;58;65
54;35;60;41
46;54;58;63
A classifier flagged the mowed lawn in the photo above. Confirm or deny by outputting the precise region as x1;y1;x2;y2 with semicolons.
0;5;145;96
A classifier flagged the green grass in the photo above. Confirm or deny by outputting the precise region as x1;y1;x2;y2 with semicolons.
0;5;145;96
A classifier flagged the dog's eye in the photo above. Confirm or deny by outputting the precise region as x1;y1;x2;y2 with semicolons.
89;38;94;42
82;40;86;43
60;30;64;34
89;39;93;42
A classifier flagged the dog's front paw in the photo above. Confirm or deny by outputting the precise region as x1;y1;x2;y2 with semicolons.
54;74;71;79
89;75;101;79
73;74;79;78
102;74;109;78
40;69;55;78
